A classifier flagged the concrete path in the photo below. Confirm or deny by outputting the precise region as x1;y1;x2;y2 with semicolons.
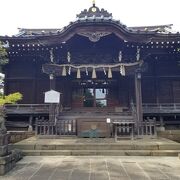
1;156;180;180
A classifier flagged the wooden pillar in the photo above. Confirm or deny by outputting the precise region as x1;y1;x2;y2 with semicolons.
28;115;33;132
154;59;159;104
49;74;56;123
135;71;143;134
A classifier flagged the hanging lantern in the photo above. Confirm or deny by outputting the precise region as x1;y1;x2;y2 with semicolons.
67;51;71;63
77;68;81;79
120;65;126;76
108;67;112;78
92;68;97;79
62;66;67;76
68;66;71;75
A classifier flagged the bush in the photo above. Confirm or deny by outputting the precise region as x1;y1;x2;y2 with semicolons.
0;92;23;105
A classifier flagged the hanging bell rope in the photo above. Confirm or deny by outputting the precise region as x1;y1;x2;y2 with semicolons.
43;61;143;78
46;61;142;69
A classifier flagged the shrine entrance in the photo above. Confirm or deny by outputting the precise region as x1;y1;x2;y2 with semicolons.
83;88;107;107
71;79;119;109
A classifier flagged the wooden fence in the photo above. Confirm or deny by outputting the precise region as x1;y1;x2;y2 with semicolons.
113;120;135;141
137;118;157;138
35;118;76;136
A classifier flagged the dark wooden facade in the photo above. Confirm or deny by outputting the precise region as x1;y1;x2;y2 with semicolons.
1;3;180;135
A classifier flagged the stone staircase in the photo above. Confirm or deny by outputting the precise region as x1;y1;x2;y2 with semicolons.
12;137;180;156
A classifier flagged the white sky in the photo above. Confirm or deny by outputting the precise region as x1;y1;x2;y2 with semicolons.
0;0;180;36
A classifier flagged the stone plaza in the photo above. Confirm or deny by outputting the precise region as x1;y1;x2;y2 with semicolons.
1;156;180;180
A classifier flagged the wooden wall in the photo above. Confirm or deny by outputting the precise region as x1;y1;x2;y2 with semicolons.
4;57;49;104
4;48;180;106
142;58;180;104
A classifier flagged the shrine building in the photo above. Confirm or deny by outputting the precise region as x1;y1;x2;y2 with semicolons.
0;2;180;138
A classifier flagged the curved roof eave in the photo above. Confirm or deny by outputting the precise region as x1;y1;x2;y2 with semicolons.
0;20;180;45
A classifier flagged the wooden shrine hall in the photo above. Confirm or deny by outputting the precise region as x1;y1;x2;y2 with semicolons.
0;2;180;138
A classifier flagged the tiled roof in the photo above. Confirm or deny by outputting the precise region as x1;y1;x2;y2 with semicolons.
0;4;179;42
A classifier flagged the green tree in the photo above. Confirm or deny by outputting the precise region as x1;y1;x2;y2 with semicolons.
0;41;22;105
0;41;8;72
0;40;8;95
0;41;22;133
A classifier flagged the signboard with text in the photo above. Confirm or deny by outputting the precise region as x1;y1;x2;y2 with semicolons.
44;90;60;103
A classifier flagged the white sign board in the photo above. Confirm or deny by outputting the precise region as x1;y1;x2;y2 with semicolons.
44;90;60;103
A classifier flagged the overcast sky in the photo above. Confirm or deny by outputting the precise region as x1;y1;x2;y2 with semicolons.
0;0;180;36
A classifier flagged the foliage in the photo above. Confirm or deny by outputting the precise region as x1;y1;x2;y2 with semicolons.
0;92;23;106
0;41;9;72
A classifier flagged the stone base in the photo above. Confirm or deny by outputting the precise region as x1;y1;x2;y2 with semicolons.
156;127;165;131
0;149;22;175
0;134;10;146
12;149;23;162
0;145;9;156
0;153;15;175
28;125;33;132
157;130;180;142
0;161;16;176
0;133;23;175
8;131;35;143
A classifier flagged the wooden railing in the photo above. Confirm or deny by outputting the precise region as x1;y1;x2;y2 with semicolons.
4;103;180;115
5;104;50;114
113;120;135;141
138;118;157;138
35;118;76;136
143;103;180;114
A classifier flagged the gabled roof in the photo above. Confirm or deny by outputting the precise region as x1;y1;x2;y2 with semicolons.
0;3;180;44
15;5;175;38
129;24;174;33
16;24;175;38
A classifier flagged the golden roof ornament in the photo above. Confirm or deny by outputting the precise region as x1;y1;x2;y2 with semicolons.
76;0;112;20
91;0;96;12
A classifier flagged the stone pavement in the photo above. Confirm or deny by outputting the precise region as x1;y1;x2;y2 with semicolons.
1;156;180;180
